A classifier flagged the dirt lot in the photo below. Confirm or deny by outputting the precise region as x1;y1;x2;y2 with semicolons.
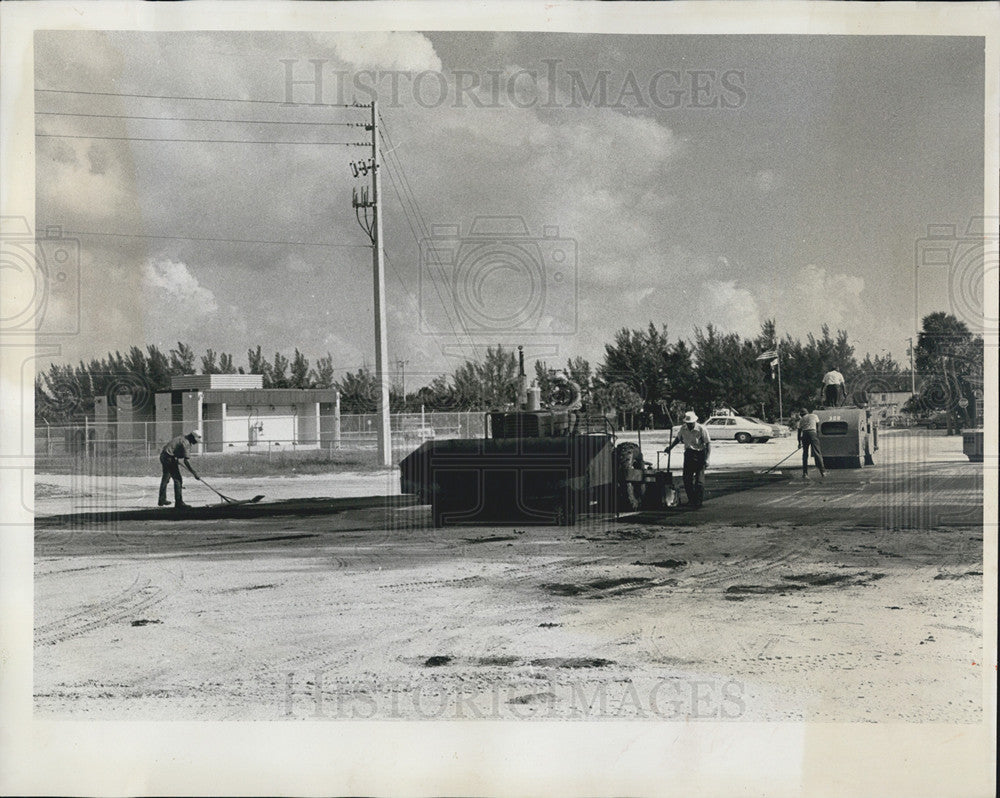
34;430;985;721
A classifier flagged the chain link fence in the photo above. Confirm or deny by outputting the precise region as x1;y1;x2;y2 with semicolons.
35;411;487;459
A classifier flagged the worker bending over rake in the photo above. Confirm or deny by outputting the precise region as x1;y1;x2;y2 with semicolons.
158;430;202;508
797;408;826;479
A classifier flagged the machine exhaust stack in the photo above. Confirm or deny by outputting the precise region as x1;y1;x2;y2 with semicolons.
517;345;528;410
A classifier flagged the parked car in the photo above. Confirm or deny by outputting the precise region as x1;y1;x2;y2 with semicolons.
672;415;772;444
402;425;436;441
748;416;790;438
915;412;950;430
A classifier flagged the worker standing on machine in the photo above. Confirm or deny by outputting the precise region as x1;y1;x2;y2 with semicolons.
797;408;826;479
821;366;846;407
158;430;202;508
664;411;711;508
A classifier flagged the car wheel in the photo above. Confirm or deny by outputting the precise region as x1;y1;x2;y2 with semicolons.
735;432;752;444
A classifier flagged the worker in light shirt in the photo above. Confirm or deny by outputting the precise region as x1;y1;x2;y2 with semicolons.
821;367;846;407
665;411;711;508
797;407;826;479
158;429;203;508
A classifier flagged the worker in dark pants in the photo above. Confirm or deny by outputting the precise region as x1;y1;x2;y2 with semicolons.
797;408;826;479
665;411;711;508
158;430;202;507
821;367;846;407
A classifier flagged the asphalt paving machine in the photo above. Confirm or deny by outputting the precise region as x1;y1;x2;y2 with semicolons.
399;348;676;526
813;406;878;468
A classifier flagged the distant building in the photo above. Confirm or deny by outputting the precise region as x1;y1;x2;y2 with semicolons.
868;390;914;419
154;374;341;452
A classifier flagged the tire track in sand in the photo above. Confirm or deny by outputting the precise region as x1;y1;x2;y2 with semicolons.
35;575;166;646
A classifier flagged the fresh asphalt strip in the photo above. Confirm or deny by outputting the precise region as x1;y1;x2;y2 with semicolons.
34;471;786;526
34;494;420;526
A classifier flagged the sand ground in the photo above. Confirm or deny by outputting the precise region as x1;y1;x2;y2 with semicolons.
33;429;985;721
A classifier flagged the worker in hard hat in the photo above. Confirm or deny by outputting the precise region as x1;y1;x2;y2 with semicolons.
821;366;846;407
664;410;711;508
158;430;202;508
797;408;826;479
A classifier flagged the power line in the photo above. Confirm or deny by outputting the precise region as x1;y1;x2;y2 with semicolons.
35;110;365;127
379;154;466;347
378;141;466;344
35;87;362;109
36;133;368;146
377;114;482;361
364;119;468;360
62;229;371;249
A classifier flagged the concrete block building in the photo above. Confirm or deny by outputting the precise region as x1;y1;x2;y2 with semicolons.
155;375;341;453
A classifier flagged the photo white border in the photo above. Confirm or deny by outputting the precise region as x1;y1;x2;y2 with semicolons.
2;2;996;796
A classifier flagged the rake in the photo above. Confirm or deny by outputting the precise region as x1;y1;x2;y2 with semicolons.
197;476;264;505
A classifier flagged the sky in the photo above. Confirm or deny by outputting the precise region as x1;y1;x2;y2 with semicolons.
32;31;987;385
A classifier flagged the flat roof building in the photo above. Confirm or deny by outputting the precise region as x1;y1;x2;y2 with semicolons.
156;375;341;453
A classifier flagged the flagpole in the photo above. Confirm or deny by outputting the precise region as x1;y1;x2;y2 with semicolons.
776;338;783;421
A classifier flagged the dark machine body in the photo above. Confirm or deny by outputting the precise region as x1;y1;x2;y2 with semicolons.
399;348;674;526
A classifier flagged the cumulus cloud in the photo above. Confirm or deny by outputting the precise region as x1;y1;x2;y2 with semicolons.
763;265;865;339
33;31;922;380
753;168;781;195
143;259;219;316
140;258;250;353
37;137;135;221
86;144;110;175
285;254;314;275
332;32;442;72
792;264;864;319
697;280;763;336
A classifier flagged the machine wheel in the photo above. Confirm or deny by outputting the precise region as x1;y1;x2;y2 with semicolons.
615;442;646;511
431;495;449;528
553;494;578;526
864;439;875;466
593;482;616;517
735;432;752;444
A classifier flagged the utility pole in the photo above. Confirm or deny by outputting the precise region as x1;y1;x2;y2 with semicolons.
907;337;916;396
352;101;391;465
370;102;391;465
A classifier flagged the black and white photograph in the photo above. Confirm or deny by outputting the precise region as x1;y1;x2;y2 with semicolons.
1;2;996;796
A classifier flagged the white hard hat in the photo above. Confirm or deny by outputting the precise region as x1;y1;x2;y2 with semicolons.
683;411;698;423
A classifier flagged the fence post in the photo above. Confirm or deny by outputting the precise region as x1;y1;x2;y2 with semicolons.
84;417;90;458
333;391;342;450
